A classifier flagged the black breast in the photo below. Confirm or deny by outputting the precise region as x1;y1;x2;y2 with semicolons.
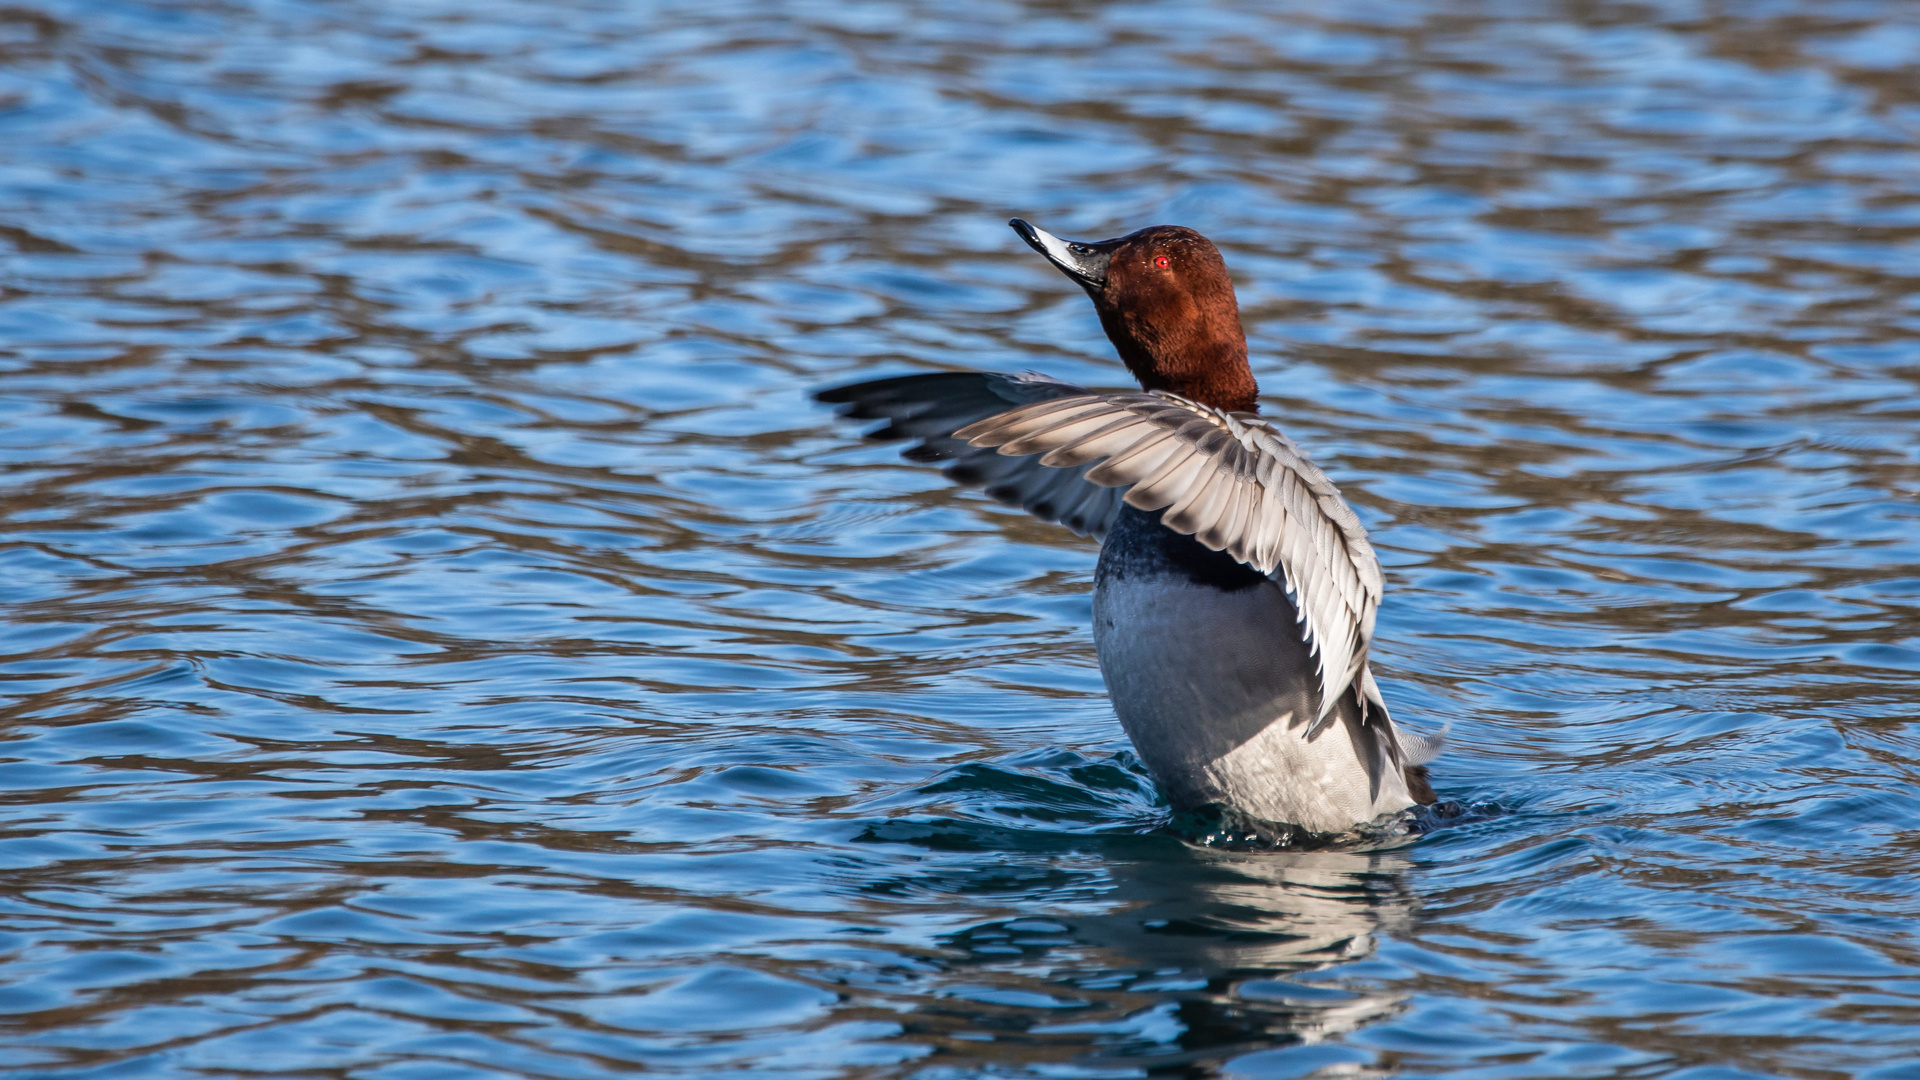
1096;505;1265;591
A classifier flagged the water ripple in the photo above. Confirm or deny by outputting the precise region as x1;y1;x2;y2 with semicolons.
3;0;1920;1075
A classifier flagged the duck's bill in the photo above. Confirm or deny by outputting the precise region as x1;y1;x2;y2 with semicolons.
1009;218;1115;291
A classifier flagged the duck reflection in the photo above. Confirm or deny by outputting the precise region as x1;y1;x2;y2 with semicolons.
905;836;1416;1071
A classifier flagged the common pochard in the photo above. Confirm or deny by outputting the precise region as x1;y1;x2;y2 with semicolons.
818;219;1439;835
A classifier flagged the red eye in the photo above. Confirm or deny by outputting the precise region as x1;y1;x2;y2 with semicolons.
1154;255;1171;268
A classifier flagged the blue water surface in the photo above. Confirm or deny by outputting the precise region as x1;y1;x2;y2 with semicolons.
2;0;1919;1076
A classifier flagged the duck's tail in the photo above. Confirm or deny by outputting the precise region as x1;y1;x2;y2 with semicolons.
1395;723;1447;805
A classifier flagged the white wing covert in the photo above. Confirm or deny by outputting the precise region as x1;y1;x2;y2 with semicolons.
956;390;1384;730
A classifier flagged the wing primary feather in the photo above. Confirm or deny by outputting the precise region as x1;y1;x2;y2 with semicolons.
1034;413;1157;468
1085;430;1181;486
1057;474;1117;536
997;404;1131;456
1163;464;1234;540
1122;446;1210;511
1206;481;1255;554
955;396;1102;445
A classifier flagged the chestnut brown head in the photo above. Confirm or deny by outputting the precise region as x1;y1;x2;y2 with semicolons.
1010;219;1257;413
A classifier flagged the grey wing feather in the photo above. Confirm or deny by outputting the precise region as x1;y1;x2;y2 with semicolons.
956;391;1385;727
813;371;1127;538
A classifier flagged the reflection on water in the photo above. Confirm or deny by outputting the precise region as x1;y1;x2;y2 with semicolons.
914;840;1420;1072
4;0;1920;1075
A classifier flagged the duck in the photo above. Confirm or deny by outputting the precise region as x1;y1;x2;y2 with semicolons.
817;219;1439;835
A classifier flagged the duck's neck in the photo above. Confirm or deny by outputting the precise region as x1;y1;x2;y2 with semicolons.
1136;342;1259;414
1099;308;1259;413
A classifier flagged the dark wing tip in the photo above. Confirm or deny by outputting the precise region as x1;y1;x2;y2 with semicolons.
812;372;991;412
815;371;1124;538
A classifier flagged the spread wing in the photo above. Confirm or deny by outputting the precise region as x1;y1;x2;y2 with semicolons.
953;390;1384;731
816;373;1384;730
813;372;1127;538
